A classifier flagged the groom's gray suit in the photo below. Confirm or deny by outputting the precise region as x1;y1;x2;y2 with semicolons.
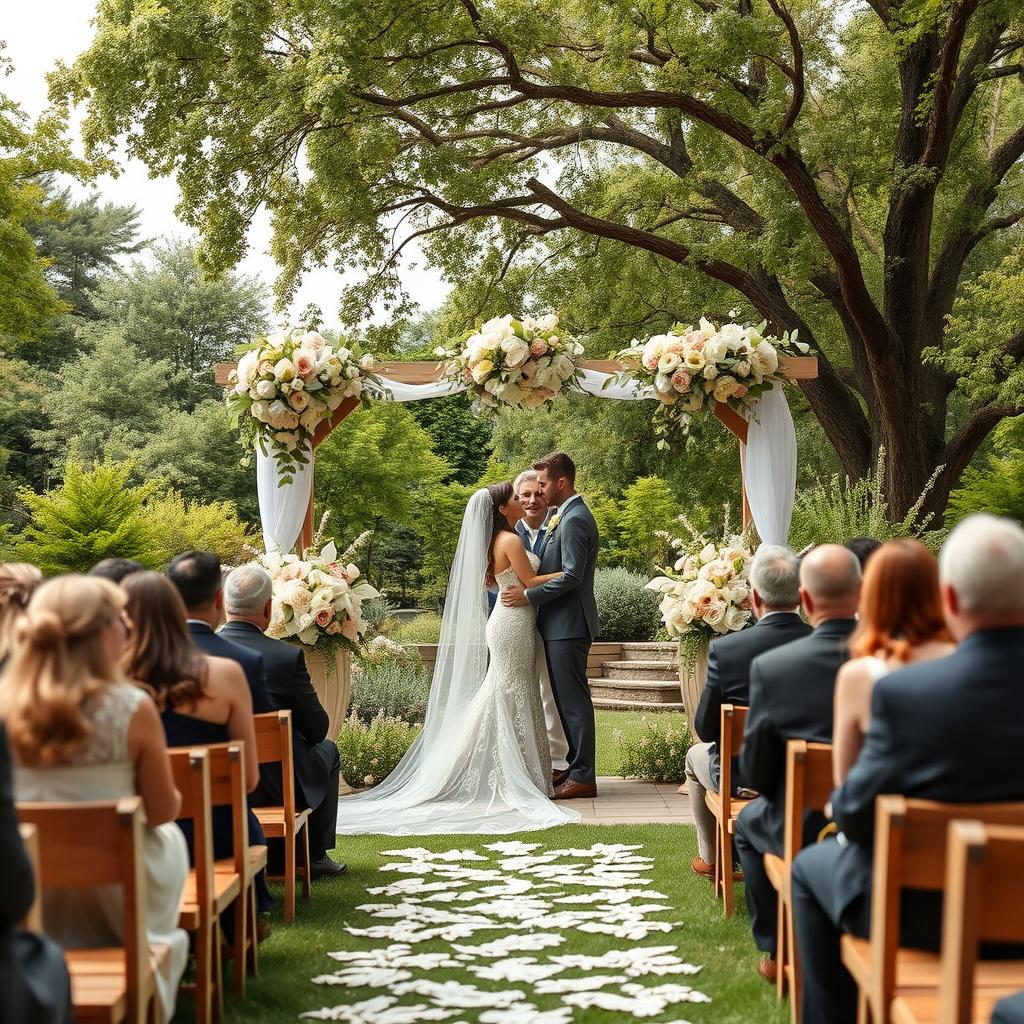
526;495;600;784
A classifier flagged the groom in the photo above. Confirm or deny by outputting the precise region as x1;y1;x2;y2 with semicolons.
502;451;600;799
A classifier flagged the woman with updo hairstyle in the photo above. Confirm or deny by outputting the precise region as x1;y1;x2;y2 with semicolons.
0;575;189;1021
0;563;42;665
832;539;955;785
119;571;272;921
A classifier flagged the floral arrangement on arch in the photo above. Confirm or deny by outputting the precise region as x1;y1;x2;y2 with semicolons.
615;318;811;447
437;313;585;413
646;508;755;668
260;527;379;656
225;328;383;484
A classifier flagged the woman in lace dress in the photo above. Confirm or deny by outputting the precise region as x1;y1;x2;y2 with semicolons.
0;575;189;1021
336;483;582;834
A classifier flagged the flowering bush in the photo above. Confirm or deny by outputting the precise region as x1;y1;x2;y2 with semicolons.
437;313;584;413
261;536;379;654
618;715;693;783
338;710;421;788
646;510;755;667
351;654;431;725
616;318;810;447
225;327;383;483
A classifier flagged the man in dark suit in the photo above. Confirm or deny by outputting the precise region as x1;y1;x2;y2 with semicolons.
166;551;272;713
993;992;1024;1024
734;543;861;982
220;565;346;878
791;514;1024;1024
502;452;600;799
686;544;810;880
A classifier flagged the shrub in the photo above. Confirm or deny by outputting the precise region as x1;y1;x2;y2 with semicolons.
143;489;257;563
338;711;421;788
618;715;693;783
350;654;431;725
391;611;443;645
361;596;399;633
594;566;661;641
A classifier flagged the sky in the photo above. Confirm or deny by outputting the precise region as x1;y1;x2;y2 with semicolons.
3;2;448;331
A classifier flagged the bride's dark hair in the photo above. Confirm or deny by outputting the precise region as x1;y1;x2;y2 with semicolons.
486;482;517;580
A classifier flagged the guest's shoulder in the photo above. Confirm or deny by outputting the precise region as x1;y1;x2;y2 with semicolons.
749;627;815;674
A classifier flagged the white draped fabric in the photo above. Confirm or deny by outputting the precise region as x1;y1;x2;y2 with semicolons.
253;371;798;554
256;444;314;554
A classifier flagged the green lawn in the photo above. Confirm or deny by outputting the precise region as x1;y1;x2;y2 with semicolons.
177;825;782;1024
595;708;686;776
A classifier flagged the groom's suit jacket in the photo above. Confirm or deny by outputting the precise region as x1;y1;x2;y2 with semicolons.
526;496;600;641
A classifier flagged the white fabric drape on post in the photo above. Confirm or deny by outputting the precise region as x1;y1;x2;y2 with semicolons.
256;445;313;554
743;384;797;545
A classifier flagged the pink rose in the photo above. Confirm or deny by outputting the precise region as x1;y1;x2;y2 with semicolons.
280;564;304;582
295;352;316;377
642;354;659;371
341;618;358;641
315;608;333;628
258;359;275;376
530;339;548;357
671;370;693;393
734;384;749;397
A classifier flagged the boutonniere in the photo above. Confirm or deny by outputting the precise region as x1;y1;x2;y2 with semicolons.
546;513;562;534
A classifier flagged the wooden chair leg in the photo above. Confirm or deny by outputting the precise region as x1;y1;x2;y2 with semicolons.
212;919;224;1023
284;827;297;922
776;895;787;1003
723;834;735;919
232;887;247;997
246;885;260;978
301;824;311;902
856;990;868;1024
713;823;723;900
194;919;212;1024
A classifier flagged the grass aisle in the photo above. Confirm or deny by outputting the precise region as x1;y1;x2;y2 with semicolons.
203;825;785;1024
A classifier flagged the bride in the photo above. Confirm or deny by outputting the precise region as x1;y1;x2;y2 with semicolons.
336;483;581;834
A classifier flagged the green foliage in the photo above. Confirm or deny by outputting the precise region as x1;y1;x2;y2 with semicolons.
593;567;662;642
361;596;400;632
338;711;421;788
390;612;443;645
15;460;165;574
413;482;475;604
410;396;493;484
947;418;1024;524
143;490;257;564
617;476;676;573
618;715;693;784
788;449;943;552
350;657;432;726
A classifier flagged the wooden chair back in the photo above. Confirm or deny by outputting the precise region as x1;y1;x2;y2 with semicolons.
718;703;750;815
18;822;42;932
169;748;213;908
202;742;249;880
17;797;149;1021
869;796;1024;1022
253;710;298;822
938;821;1024;1024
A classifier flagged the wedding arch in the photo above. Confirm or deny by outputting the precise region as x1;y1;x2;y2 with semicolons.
215;354;818;553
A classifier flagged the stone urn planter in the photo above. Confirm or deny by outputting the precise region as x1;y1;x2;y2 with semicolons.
677;645;710;741
304;647;353;795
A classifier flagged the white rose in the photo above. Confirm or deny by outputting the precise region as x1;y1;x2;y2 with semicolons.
704;336;728;363
503;340;530;368
679;391;704;412
360;353;374;369
336;346;352;361
682;349;705;372
734;360;751;377
704;600;728;629
657;352;681;374
251;400;271;422
712;375;741;402
725;605;749;632
235;350;260;393
534;313;558;332
717;323;745;351
273;358;297;382
642;336;665;370
755;340;779;374
268;399;290;421
255;379;277;399
299;407;322;431
552;353;575;378
702;364;719;380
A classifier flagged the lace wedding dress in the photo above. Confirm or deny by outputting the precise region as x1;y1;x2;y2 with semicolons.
336;491;580;835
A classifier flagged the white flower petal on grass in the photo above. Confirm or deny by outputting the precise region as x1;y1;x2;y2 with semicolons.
622;982;712;1004
312;967;412;987
467;958;567;983
452;933;566;958
576;920;679;940
483;841;543;855
391;980;525;1009
534;975;627;994
301;995;460;1023
479;1007;573;1024
326;944;463;971
552;888;668;904
561;990;668;1016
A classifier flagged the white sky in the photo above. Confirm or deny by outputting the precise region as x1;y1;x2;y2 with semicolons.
3;2;448;331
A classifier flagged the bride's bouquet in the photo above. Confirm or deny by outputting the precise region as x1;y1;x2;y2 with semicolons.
261;533;379;655
647;509;755;667
225;328;384;484
615;318;810;447
437;312;584;413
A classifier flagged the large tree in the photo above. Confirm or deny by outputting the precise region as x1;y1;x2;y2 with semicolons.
62;0;1024;515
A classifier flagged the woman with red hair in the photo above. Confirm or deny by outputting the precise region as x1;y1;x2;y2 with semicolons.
833;539;954;784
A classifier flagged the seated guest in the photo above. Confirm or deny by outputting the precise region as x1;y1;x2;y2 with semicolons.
845;537;881;569
734;544;861;982
166;550;271;711
0;564;42;665
88;557;145;583
833;539;953;784
0;576;189;1022
119;572;273;925
220;565;346;877
0;720;72;1024
791;514;1024;1024
993;992;1024;1024
686;544;810;880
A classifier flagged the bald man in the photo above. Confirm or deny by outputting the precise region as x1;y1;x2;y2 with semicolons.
733;544;861;983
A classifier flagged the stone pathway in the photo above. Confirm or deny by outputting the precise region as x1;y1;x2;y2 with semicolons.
561;778;694;826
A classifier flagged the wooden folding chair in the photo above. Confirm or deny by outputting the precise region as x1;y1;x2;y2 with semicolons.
839;796;1024;1024
762;740;833;1020
889;821;1024;1024
17;797;165;1023
703;703;751;917
18;822;42;932
203;742;266;997
169;747;242;1023
252;710;311;923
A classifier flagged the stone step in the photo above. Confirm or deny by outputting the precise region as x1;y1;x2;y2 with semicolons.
601;660;680;682
593;696;686;713
619;642;678;663
590;678;682;704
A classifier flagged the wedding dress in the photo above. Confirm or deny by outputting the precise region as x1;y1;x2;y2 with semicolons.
336;489;580;834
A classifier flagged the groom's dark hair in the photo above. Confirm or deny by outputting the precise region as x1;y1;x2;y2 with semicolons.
534;451;576;486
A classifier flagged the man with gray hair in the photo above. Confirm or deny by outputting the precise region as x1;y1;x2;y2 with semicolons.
792;515;1024;1024
685;544;811;881
220;564;346;878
